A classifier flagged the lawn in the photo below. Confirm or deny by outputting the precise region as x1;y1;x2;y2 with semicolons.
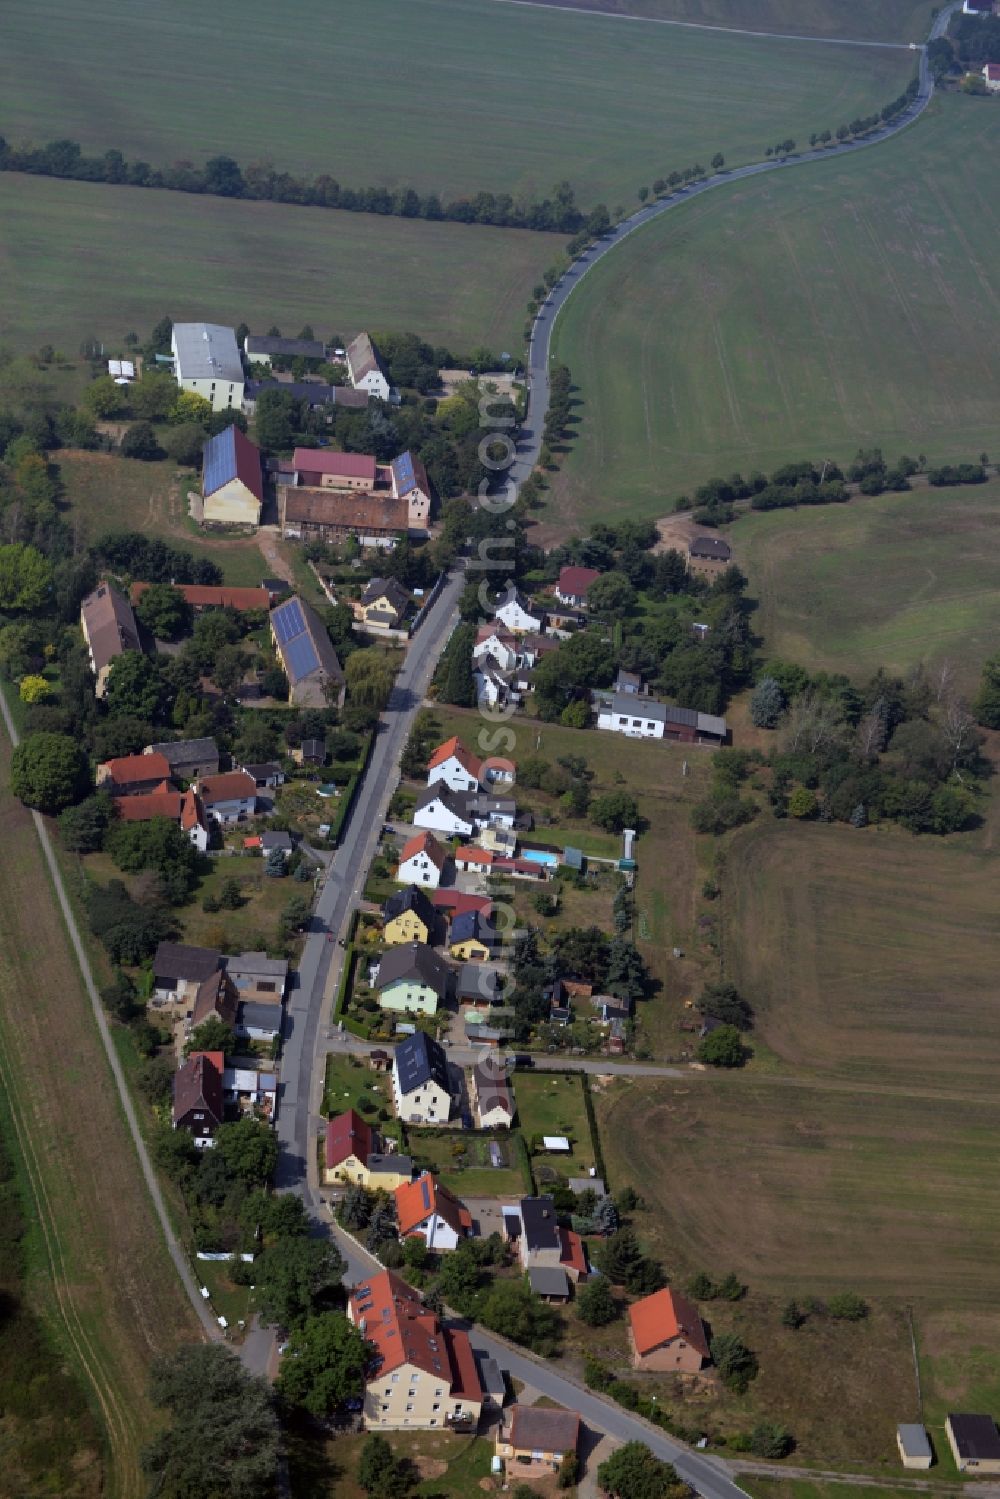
548;95;1000;530
1;0;913;206
55;449;272;588
731;481;1000;693
407;1130;526;1197
288;1428;493;1499
0;173;561;357
721;819;1000;1095
322;1053;400;1142
483;0;934;44
0;727;201;1498
515;1072;596;1178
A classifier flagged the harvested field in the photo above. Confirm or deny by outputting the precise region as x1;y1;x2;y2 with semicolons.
0;726;201;1499
721;820;1000;1094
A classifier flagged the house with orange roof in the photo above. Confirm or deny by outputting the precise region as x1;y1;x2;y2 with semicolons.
347;1268;483;1429
395;1172;472;1252
628;1286;711;1373
97;751;173;797
396;831;448;889
427;736;485;794
179;787;210;851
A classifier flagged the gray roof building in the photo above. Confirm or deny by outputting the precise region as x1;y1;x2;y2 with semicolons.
171;322;243;383
383;885;437;931
457;962;504;1004
528;1265;571;1299
236;1000;283;1038
377;943;450;999
393;1031;450;1097
520;1196;561;1254
153;943;222;985
245;334;326;361
368;1153;413;1180
146;738;220;778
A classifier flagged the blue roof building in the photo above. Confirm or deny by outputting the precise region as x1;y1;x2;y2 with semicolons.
269;595;345;708
201;425;263;527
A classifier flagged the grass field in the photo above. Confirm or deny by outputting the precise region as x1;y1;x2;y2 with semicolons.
288;1428;493;1499
548;95;1000;530
722;820;1000;1095
0;729;201;1498
731;481;1000;693
481;0;934;44
0;175;560;357
1;0;914;205
407;1130;526;1197
516;1071;596;1176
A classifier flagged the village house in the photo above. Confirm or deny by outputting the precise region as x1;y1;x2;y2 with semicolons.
131;582;271;614
244;333;326;364
946;1416;1000;1474
172;1050;224;1146
240;761;286;790
414;785;476;838
144;737;220;781
470;1057;514;1129
593;690;727;746
687;534;733;578
291;448;377;490
347;1269;482;1430
235;1000;282;1044
473;625;519;674
457;962;504;1007
346;332;393;401
474;659;512;711
225;951;288;1005
97;751;172;797
514;1197;588;1281
270;595;346;707
201;425;264;527
555;565;602;608
383;886;437;946
390;450;433;533
358;577;411;631
427;736;485;794
496;1406;581;1476
187;966;237;1033
984;62;1000;90
323;1108;410;1189
628;1287;711;1373
222;1064;277;1121
392;1031;452;1124
80;581;142;698
395;1173;472;1251
449;909;496;962
529;1266;571;1302
243;379;345;417
494;588;545;635
396;831;448;889
196;770;258;825
152;942;222;1007
377;944;450;1015
170;322;244;412
463;791;518;832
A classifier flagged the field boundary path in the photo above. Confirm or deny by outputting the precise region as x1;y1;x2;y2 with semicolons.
0;685;220;1346
510;0;959;494
491;0;919;48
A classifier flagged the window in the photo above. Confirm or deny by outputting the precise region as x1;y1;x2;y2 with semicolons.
432;1403;441;1412
405;1404;414;1413
391;1374;400;1383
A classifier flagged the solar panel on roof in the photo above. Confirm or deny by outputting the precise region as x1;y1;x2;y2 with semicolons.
420;1178;431;1209
272;598;305;645
284;633;320;682
394;451;416;492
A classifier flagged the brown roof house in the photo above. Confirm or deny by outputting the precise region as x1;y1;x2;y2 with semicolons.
80;580;141;697
496;1405;581;1476
152;943;222;1007
172;1050;224;1148
946;1415;1000;1474
687;534;733;578
628;1287;711;1373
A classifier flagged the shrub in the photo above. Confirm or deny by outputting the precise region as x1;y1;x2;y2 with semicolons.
827;1291;868;1321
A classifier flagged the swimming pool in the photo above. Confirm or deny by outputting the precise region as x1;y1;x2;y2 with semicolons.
521;848;558;867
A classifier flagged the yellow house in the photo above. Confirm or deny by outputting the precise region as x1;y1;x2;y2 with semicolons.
451;936;492;962
448;910;495;963
201;426;264;527
323;1109;375;1186
383;886;435;947
497;1406;581;1474
360;577;410;631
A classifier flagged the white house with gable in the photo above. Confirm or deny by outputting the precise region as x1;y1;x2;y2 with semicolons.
494;589;544;634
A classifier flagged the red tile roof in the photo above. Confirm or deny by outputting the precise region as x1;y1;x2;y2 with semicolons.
113;789;183;822
430;891;493;917
398;831;447;871
986;63;1000;80
326;1109;375;1170
427;736;483;780
443;1326;482;1402
173;1050;224;1125
131;582;270;611
457;847;493;867
348;1269;450;1380
557;565;602;598
103;752;172;785
179;788;205;833
395;1172;471;1237
292;448;377;482
230;425;265;503
628;1287;710;1359
559;1226;589;1277
197;771;257;805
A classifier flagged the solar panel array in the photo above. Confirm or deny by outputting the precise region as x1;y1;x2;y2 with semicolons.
284;634;321;683
202;425;237;497
272;597;306;645
393;450;416;494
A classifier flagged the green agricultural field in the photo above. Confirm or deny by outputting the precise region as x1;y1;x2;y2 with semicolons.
0;175;560;357
1;0;913;205
549;95;1000;531
485;0;934;44
733;481;1000;692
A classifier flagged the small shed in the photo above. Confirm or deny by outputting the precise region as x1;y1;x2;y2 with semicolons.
542;1135;571;1153
529;1265;571;1303
562;846;584;871
897;1424;932;1469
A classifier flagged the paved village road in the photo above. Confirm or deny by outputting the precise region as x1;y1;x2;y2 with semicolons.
275;568;468;1194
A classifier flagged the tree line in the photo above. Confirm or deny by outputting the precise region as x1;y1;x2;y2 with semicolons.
0;134;590;234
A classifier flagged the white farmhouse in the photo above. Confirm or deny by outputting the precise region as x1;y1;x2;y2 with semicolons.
413;785;476;837
494;588;544;634
170;322;244;412
346;332;392;401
